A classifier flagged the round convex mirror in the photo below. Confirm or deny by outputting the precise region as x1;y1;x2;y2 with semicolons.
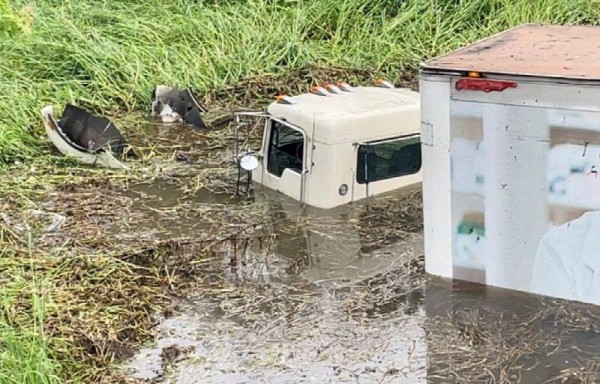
239;155;259;171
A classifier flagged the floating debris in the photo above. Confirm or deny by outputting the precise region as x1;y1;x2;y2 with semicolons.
151;85;208;128
0;208;66;247
41;104;135;170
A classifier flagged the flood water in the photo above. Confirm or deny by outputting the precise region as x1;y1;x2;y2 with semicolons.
117;184;600;384
107;121;600;383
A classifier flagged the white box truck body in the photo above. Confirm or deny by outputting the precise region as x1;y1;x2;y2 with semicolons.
419;24;600;305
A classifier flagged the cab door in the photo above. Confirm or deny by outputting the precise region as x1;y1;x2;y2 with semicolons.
261;117;309;203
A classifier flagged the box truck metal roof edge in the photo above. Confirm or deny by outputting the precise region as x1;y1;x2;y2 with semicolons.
420;24;600;81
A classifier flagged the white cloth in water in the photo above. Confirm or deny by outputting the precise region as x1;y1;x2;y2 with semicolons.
531;210;600;305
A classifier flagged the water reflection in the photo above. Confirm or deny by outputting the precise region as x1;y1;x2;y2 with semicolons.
124;185;428;383
121;175;600;384
126;269;600;383
426;279;600;383
234;185;424;287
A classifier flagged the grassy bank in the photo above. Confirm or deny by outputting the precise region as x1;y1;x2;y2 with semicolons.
0;162;237;383
0;284;62;384
2;0;600;163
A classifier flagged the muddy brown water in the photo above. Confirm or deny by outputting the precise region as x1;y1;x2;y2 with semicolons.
119;178;425;384
38;120;600;383
116;183;600;383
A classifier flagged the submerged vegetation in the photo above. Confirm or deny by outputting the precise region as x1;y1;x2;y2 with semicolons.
2;0;600;382
2;0;600;163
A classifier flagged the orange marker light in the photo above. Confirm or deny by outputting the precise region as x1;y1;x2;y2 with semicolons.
374;79;394;88
310;86;330;96
325;83;342;94
275;95;296;104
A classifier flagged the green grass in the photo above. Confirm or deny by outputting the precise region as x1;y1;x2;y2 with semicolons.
1;0;599;164
0;277;62;384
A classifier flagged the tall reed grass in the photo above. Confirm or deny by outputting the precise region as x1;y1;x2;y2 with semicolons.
1;0;598;164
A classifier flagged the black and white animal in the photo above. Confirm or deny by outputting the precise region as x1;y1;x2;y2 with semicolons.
151;85;208;129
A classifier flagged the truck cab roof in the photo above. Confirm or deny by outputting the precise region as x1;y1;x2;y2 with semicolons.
267;86;420;145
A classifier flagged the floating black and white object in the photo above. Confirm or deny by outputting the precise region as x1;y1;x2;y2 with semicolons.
151;85;208;128
41;104;134;170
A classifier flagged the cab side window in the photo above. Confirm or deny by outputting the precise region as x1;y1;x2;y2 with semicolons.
356;135;421;183
267;120;304;177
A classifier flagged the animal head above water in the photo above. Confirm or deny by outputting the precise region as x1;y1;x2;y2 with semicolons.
152;85;208;129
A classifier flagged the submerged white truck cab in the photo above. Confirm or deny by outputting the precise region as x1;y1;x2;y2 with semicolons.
236;82;422;209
